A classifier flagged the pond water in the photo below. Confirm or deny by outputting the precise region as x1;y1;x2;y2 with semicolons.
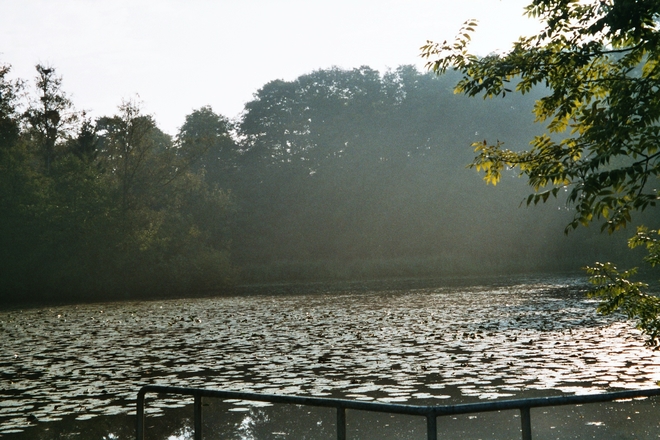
2;274;660;439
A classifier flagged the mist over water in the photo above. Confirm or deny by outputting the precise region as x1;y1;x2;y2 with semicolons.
3;274;660;438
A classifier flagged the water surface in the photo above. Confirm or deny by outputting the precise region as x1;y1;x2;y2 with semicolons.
2;275;659;438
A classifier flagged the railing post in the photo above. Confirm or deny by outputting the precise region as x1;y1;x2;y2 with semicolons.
520;406;532;440
194;393;202;440
426;414;437;440
136;389;146;440
337;406;346;440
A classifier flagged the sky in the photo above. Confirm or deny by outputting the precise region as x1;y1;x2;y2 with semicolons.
1;0;542;135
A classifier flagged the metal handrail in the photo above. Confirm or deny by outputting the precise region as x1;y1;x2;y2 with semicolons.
136;385;660;440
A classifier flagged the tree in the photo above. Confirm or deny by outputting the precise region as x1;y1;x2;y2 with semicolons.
421;0;660;343
0;63;21;150
176;106;237;186
93;100;234;295
96;99;178;216
0;62;42;299
24;65;77;173
69;113;99;163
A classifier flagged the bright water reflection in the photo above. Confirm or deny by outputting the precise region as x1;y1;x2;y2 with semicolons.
2;275;660;438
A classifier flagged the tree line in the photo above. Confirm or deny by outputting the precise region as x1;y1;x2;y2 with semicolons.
0;62;629;303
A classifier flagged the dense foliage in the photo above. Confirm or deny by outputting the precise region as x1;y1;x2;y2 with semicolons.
0;60;628;303
0;65;233;302
421;0;660;343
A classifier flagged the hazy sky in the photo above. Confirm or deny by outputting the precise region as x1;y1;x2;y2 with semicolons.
1;0;541;134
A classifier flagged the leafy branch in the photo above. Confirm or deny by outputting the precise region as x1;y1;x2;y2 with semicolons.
586;227;660;346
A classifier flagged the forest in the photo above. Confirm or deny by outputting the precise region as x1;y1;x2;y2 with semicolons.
0;62;634;303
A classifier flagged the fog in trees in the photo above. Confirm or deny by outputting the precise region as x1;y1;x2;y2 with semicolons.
230;65;629;281
0;62;630;303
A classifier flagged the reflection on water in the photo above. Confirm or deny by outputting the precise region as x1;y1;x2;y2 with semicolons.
2;275;660;438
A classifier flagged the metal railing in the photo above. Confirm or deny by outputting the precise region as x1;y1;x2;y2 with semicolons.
136;385;660;440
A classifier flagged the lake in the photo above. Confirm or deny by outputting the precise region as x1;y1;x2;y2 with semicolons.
2;274;660;439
